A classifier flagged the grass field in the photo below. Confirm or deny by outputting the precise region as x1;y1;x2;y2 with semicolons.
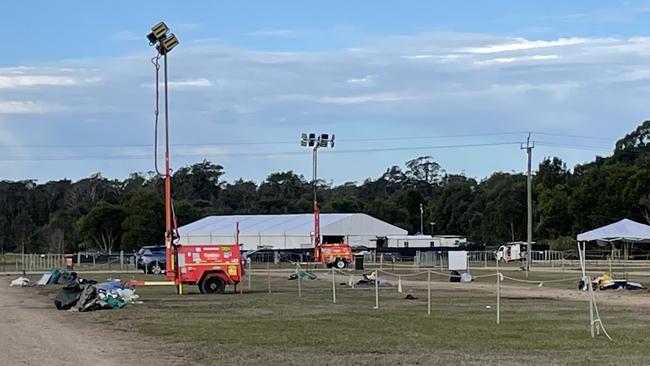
43;267;650;366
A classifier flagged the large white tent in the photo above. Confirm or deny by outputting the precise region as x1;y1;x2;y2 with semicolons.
177;213;407;251
576;218;650;243
574;218;650;339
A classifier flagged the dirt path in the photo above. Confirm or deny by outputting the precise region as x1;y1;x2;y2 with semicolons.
0;278;188;366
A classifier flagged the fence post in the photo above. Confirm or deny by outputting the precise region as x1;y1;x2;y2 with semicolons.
374;270;379;310
93;254;96;269
332;267;337;304
247;260;252;290
397;275;402;293
120;251;124;270
427;270;431;316
496;258;500;324
298;269;302;298
267;262;272;294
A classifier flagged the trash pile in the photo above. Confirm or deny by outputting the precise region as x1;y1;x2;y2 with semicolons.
8;268;140;312
54;272;140;311
578;273;646;291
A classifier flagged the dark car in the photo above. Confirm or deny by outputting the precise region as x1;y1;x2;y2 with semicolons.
136;245;166;274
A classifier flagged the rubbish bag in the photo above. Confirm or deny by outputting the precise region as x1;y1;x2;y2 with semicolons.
116;288;139;303
449;271;461;283
460;272;473;283
105;296;126;309
95;280;123;292
54;275;82;310
72;285;101;312
47;268;61;285
10;276;30;287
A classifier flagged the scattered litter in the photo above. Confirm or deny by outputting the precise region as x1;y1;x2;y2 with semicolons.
353;272;390;286
449;271;461;283
601;280;645;291
10;276;30;287
48;268;61;284
578;273;645;291
288;271;317;280
460;272;473;283
486;305;492;309
404;293;418;300
36;273;52;286
36;268;61;286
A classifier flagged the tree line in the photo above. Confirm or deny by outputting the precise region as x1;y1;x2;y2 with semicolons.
2;121;650;254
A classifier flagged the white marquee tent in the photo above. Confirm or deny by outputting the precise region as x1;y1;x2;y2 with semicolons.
177;213;407;251
575;218;650;339
576;218;650;243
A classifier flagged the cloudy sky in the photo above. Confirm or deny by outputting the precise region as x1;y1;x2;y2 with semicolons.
1;1;650;184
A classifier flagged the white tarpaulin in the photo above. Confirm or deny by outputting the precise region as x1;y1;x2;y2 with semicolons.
576;218;650;242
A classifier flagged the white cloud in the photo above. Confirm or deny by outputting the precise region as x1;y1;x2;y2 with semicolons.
0;101;49;114
0;75;76;88
475;54;559;65
317;93;412;104
462;37;588;54
347;75;376;85
142;78;213;89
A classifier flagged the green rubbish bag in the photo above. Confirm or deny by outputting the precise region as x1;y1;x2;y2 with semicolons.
105;296;127;309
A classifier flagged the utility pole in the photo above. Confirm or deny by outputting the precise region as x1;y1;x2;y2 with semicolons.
521;133;534;274
419;203;424;235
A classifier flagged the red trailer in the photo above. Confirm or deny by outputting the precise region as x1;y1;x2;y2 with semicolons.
130;243;244;294
172;244;243;293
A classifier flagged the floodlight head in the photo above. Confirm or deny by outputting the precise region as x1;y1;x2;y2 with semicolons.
146;32;158;45
300;133;309;147
308;133;316;147
331;134;335;148
319;136;328;148
151;22;169;40
158;33;179;55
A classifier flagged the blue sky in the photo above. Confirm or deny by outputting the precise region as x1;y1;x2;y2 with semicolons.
1;1;650;184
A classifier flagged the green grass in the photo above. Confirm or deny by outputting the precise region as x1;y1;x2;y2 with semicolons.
62;270;650;365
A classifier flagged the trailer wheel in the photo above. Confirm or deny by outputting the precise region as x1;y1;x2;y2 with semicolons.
150;262;163;275
201;276;226;294
335;260;346;269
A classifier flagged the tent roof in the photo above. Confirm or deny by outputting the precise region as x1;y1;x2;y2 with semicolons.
178;213;407;236
576;218;650;242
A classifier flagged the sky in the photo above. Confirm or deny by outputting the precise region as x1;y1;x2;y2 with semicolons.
1;1;650;185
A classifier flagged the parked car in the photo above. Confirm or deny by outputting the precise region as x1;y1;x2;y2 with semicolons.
136;245;166;274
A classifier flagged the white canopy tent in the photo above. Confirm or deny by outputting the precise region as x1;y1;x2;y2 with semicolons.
575;218;650;339
577;218;650;243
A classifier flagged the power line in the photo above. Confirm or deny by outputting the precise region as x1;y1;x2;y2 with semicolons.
0;141;523;162
536;141;612;152
0;130;614;150
530;131;615;142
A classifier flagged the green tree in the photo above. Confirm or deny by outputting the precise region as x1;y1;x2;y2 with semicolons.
77;202;126;253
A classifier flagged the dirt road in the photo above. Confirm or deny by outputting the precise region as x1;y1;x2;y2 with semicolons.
0;278;188;366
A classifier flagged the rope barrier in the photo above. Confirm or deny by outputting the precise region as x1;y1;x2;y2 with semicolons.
501;275;580;284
